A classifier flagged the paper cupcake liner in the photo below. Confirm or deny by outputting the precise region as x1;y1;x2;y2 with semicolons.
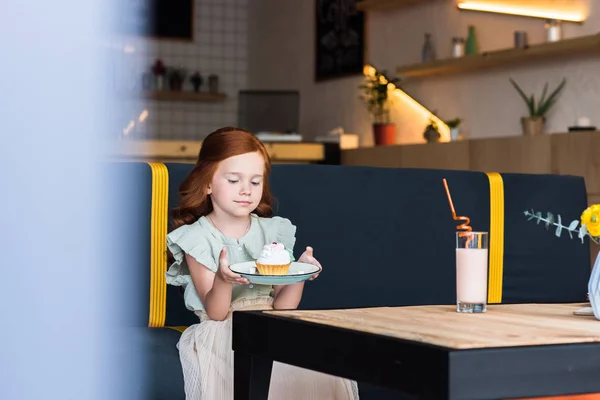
255;261;291;276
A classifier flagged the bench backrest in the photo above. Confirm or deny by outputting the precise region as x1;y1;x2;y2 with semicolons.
113;162;590;327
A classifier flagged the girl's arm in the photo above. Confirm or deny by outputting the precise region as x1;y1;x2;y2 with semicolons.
187;247;249;321
273;282;305;310
273;246;321;310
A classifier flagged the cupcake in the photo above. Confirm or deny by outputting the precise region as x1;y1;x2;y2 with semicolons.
255;242;292;275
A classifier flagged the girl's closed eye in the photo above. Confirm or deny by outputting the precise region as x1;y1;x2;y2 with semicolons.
227;179;239;184
251;181;261;186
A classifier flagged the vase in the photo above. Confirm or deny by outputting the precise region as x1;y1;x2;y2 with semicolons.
521;116;545;136
208;74;219;93
373;123;396;146
590;251;600;320
466;25;478;55
169;78;183;91
450;127;460;141
545;19;562;42
423;127;441;143
422;33;436;62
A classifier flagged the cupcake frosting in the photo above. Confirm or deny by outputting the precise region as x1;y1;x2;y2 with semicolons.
257;242;291;265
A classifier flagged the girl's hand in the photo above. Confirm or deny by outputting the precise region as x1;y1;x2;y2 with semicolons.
297;246;322;280
216;247;249;285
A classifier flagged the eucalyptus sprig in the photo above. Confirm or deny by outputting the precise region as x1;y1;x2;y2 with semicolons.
523;209;599;244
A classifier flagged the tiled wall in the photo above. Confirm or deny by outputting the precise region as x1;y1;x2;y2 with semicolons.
122;0;248;140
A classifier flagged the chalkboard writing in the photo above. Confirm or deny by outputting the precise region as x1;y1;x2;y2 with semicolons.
119;0;193;40
315;0;365;81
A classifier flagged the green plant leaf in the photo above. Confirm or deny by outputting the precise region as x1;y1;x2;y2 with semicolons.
579;224;588;243
509;78;534;113
535;211;542;224
545;212;554;229
537;99;554;116
555;214;562;237
538;97;557;116
538;78;566;116
568;219;579;230
568;219;579;238
538;82;549;110
528;95;536;116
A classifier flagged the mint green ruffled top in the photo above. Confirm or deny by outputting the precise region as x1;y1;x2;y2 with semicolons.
165;213;297;312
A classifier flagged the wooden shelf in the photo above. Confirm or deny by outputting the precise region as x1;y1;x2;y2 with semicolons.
111;140;325;164
396;33;600;78
356;0;435;11
142;91;227;102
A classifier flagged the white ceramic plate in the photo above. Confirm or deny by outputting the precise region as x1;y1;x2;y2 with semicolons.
229;261;321;285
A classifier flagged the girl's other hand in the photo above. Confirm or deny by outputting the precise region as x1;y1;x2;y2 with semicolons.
216;247;249;285
298;246;322;281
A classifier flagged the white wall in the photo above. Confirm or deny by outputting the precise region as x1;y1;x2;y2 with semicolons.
248;0;372;143
248;0;600;145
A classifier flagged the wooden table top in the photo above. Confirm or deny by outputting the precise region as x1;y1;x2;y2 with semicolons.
264;303;600;350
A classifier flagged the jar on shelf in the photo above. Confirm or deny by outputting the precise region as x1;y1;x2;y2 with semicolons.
452;37;465;58
545;19;562;42
514;31;528;48
208;74;219;93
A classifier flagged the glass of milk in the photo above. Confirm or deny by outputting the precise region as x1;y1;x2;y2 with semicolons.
456;232;489;313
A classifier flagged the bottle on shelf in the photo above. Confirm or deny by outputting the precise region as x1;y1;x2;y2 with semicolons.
465;25;478;55
422;33;437;62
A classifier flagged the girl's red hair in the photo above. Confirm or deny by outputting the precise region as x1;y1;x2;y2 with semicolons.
170;127;273;232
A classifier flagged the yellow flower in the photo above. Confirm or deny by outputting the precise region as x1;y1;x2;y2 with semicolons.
581;204;600;237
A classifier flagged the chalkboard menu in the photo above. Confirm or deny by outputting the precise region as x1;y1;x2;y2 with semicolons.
120;0;194;40
315;0;365;81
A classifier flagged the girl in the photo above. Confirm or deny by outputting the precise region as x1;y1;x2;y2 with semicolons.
165;127;359;399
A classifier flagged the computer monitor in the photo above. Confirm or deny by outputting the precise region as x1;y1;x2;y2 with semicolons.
237;90;300;134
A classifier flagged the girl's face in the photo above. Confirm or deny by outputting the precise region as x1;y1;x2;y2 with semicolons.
207;151;265;218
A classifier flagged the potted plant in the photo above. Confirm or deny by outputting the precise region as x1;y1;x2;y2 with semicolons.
423;117;441;143
359;69;401;146
509;77;566;136
445;117;462;141
152;59;166;90
190;71;203;92
167;68;187;91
